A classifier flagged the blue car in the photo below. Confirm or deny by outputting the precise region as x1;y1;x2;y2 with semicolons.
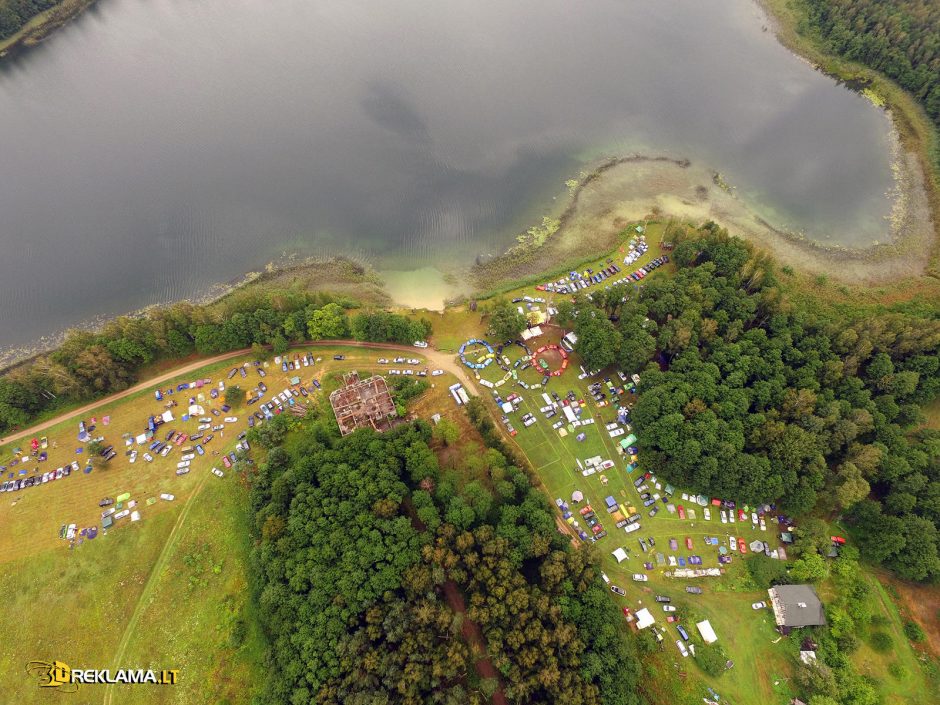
677;556;686;567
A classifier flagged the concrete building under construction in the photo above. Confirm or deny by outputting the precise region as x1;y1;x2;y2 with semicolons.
329;373;397;436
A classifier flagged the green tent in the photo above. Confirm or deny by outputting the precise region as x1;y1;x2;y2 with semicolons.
116;492;131;503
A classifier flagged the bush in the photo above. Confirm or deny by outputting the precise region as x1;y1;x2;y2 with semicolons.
869;631;893;653
903;621;926;643
887;662;906;680
694;643;728;677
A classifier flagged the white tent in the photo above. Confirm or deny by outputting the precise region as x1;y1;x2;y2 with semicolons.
612;547;629;563
501;402;513;413
696;619;717;644
135;433;148;445
635;608;655;629
571;490;584;502
161;410;174;423
188;404;204;416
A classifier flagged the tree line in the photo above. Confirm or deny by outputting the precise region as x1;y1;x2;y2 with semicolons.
559;223;940;581
246;410;642;704
0;288;431;435
798;0;940;138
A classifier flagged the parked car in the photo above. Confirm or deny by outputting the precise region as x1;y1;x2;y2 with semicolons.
632;574;648;582
752;601;767;610
663;605;676;613
685;586;703;595
211;468;225;478
677;625;690;641
655;595;671;603
610;585;626;596
98;497;114;507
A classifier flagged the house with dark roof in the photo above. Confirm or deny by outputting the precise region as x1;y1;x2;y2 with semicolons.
768;584;825;631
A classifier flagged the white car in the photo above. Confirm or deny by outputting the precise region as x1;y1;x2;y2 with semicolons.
751;512;759;525
129;451;137;463
211;468;224;478
377;358;389;364
114;510;130;520
676;640;689;657
752;601;767;610
632;574;648;582
143;452;154;462
720;510;727;523
601;572;610;584
729;536;737;550
431;369;444;376
703;508;711;520
413;341;428;348
159;493;175;501
223;417;238;423
759;518;767;531
729;511;736;524
181;453;195;461
662;605;676;612
407;358;421;365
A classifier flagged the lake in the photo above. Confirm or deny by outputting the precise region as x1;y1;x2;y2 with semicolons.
0;0;898;350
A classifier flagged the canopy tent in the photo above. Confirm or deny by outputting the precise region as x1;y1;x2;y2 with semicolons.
696;620;718;644
571;490;584;502
612;547;628;563
161;410;174;423
635;608;655;629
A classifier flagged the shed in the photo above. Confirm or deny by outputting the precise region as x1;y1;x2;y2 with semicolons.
696;619;717;644
635;608;655;629
612;547;629;563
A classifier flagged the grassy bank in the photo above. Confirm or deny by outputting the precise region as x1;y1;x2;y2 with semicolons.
0;0;95;59
759;0;940;276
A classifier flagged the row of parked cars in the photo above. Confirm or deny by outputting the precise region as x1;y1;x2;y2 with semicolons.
2;461;79;492
536;259;622;294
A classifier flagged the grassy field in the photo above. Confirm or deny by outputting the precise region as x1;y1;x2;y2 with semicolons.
0;344;459;702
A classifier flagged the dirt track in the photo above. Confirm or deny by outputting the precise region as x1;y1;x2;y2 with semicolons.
0;340;477;447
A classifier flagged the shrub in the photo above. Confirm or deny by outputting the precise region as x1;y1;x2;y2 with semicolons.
903;621;926;643
887;662;906;680
869;631;893;653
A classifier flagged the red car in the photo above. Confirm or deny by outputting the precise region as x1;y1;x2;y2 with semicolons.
831;536;847;545
579;505;594;516
711;498;722;507
592;524;604;534
685;537;693;550
738;509;747;522
738;538;747;554
677;505;686;520
222;456;232;469
175;433;188;446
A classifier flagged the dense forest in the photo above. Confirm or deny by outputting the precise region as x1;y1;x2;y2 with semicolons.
797;0;940;132
560;223;940;582
246;413;640;704
0;0;57;41
0;290;431;434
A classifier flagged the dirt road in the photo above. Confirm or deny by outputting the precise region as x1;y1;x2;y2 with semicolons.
0;340;476;446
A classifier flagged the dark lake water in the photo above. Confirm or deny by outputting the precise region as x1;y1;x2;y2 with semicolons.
0;0;897;350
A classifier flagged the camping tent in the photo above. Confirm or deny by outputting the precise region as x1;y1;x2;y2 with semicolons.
571;490;584;502
696;620;718;644
161;410;174;423
612;547;628;563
